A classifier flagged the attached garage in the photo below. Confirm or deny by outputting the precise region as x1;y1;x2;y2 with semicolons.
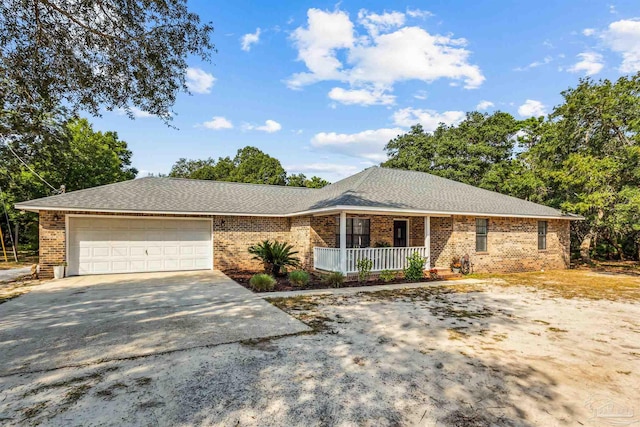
67;216;213;276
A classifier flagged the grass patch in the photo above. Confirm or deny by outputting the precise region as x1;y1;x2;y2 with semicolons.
23;372;103;398
548;327;569;333
472;269;640;301
0;278;45;304
135;377;152;386
267;295;335;331
64;384;92;405
22;402;47;419
447;328;469;340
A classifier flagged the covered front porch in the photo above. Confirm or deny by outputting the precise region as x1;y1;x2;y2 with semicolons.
311;211;446;274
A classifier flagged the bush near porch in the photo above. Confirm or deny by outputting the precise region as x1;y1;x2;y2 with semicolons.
226;267;455;293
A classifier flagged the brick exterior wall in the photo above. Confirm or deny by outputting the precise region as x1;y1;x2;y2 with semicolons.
431;216;570;273
37;210;570;278
39;211;66;278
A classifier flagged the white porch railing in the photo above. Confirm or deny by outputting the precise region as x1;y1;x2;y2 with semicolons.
313;246;429;274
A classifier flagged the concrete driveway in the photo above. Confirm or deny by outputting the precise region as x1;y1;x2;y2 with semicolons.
0;270;309;376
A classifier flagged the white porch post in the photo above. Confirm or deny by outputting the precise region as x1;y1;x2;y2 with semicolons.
425;216;431;269
339;211;347;274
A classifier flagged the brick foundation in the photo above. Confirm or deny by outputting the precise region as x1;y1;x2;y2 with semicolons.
38;210;570;278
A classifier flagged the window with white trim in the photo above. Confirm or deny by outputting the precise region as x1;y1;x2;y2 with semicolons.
476;218;488;252
538;221;547;250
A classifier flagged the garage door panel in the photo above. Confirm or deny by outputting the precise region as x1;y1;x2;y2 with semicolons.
180;246;194;255
147;246;163;256
111;247;129;257
68;217;212;276
163;246;178;255
129;247;146;257
194;258;210;269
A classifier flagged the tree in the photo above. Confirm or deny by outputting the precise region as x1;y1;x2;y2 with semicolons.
526;75;640;261
230;147;286;185
286;173;307;188
383;112;521;186
305;176;330;189
382;74;640;262
169;148;331;188
287;173;330;188
1;0;214;138
169;147;286;184
169;158;216;179
0;118;137;246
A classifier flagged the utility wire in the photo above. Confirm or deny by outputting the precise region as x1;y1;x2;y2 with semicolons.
2;138;60;193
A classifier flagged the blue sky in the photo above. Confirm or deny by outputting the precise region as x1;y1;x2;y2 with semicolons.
91;0;640;182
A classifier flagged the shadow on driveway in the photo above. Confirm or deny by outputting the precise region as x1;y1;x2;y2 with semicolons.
0;270;309;376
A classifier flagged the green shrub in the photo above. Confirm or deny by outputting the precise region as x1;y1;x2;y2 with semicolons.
322;271;345;288
289;270;310;287
404;252;426;282
379;269;397;282
248;240;300;276
249;274;276;291
374;241;391;248
356;257;373;282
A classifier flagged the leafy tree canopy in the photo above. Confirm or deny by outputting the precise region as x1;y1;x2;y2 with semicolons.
1;0;214;138
0;117;137;245
381;73;640;261
169;146;330;188
383;111;521;186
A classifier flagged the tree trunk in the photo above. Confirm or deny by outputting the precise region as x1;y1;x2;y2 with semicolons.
609;239;625;261
580;233;593;263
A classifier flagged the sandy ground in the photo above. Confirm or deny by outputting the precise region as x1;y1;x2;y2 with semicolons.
0;278;639;426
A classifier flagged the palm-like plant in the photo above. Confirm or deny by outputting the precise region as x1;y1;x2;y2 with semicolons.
248;240;300;276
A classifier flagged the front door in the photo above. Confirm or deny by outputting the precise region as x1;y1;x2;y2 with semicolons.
393;220;408;247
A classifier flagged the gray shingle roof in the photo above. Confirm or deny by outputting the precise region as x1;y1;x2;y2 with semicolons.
15;167;577;219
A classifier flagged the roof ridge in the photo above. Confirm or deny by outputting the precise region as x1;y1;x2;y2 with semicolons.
349;166;377;192
150;176;319;190
376;166;564;214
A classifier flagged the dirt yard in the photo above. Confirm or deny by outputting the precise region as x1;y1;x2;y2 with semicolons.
0;270;638;426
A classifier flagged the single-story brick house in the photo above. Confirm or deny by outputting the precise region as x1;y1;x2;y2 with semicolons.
16;167;579;278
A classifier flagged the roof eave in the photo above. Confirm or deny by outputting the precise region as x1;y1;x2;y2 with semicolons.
15;203;581;220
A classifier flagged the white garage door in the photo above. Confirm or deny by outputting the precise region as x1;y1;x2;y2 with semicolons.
68;217;213;276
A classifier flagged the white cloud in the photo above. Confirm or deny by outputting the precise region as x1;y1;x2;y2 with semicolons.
186;67;215;94
286;162;359;179
241;28;261;51
476;100;494;110
517;100;546;118
568;52;604;75
202;116;233;130
357;9;405;36
116;106;153;118
582;28;596;36
310;128;404;161
413;90;428;100
514;56;552;71
406;8;433;19
287;9;355;89
244;119;282;133
328;87;395;106
287;8;484;93
348;27;484;89
603;19;640;72
392;107;465;131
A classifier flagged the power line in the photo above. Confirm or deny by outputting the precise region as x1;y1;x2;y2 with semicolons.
1;137;61;194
